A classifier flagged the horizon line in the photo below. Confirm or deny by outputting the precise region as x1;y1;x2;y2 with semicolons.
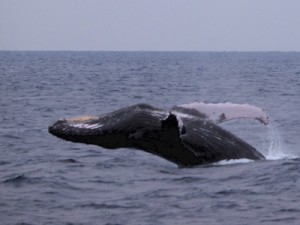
1;50;300;53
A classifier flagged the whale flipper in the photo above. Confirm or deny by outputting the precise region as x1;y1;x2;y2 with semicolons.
48;103;266;167
172;102;269;125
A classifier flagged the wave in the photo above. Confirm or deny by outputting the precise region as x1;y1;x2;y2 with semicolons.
2;174;42;186
57;158;79;163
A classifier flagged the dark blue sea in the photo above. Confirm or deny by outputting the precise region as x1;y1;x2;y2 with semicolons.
0;51;300;225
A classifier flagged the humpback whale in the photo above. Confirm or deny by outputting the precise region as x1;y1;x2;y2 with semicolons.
48;102;269;167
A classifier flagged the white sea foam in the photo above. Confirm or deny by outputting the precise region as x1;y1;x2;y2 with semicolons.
214;158;254;166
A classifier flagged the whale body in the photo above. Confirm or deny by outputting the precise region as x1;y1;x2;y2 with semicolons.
48;102;268;167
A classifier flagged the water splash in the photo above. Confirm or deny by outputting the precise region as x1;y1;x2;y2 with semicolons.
265;124;296;160
215;121;297;166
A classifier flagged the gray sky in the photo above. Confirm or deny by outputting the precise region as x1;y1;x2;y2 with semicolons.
1;0;300;51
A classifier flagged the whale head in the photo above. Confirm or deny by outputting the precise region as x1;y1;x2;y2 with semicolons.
48;104;166;149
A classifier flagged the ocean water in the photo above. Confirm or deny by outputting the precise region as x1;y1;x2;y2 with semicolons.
0;51;300;225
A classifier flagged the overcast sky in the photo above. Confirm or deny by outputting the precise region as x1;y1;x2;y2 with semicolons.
1;0;300;51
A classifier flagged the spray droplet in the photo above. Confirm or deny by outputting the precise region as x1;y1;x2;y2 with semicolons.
266;123;296;160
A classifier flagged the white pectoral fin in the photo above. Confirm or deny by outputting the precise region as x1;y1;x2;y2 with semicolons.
176;102;269;125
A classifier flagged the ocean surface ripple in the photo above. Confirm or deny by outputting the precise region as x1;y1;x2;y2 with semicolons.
0;51;300;225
